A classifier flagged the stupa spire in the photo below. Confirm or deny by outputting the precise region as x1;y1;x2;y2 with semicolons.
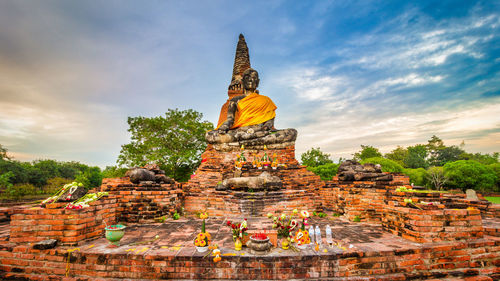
229;34;251;90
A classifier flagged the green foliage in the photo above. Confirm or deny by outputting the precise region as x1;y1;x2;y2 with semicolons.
444;160;497;192
361;157;404;173
485;197;500;204
75;167;102;189
403;168;428;187
460;152;499;165
404;144;429;169
488;163;500;188
5;183;38;200
172;211;180;220
353;215;361;222
433;145;465;166
0;144;10;160
43;177;72;194
300;147;333;167
353;145;382;161
307;163;339;181
0;171;14;189
101;166;128;178
117;109;214;182
385;146;408;167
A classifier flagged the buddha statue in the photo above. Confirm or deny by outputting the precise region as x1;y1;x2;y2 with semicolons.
205;34;297;148
217;68;276;133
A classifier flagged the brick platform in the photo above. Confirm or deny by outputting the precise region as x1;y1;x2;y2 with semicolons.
0;216;498;280
8;197;117;246
100;178;182;223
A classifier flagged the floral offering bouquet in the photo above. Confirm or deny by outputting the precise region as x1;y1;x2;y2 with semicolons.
226;218;248;241
294;210;311;249
268;209;298;241
194;212;211;251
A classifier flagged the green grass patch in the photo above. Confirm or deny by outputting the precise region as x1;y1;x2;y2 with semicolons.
485;197;500;204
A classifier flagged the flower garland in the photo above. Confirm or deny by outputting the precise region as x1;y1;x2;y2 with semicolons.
41;182;83;205
65;192;109;210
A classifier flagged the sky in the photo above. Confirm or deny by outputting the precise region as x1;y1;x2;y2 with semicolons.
0;0;499;168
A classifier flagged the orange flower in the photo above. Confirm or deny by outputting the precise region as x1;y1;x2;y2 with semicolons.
198;233;206;240
213;255;221;263
205;232;212;241
198;239;206;247
200;212;208;219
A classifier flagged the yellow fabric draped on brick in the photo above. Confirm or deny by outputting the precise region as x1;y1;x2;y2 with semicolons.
216;93;277;129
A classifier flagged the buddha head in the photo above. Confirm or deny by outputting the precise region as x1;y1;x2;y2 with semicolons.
242;68;260;93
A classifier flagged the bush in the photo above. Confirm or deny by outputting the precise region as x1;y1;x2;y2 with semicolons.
488;163;500;189
0;171;14;190
5;183;38;200
361;157;404;173
403;168;428;187
43;177;73;194
444;160;497;192
101;166;128;178
75;166;102;189
307;163;339;181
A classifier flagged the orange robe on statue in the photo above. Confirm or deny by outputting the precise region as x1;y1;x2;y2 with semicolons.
216;93;277;129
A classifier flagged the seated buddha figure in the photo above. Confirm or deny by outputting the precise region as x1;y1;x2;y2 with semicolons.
217;68;276;133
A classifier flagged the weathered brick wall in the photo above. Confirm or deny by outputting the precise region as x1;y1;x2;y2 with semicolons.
0;238;498;280
0;207;12;223
100;178;182;223
184;188;321;217
184;143;324;216
9;196;117;245
382;206;484;243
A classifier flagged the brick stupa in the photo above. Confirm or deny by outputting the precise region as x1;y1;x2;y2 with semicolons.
184;34;324;216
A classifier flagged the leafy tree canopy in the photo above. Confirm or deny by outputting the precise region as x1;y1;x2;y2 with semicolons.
459;152;499;165
444;160;497;192
403;168;428;187
117;109;214;182
300;147;333;167
404;144;429;169
307;163;339;181
361;157;404;173
385;146;408;167
353;145;382;161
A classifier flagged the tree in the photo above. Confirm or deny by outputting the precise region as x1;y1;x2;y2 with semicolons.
404;144;429;169
75;166;102;189
427;166;447;190
307;163;339;181
385;146;408;167
403;168;428;187
101;166;128;179
353;145;382;161
117;109;214;182
459;152;499;165
427;135;445;165
434;145;465;166
444;160;497;192
0;144;10;160
361;157;404;173
301;147;333;167
489;163;500;190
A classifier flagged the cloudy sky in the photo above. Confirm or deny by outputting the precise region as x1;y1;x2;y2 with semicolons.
0;0;499;167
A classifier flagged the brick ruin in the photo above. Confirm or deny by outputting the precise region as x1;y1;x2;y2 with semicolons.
0;34;499;280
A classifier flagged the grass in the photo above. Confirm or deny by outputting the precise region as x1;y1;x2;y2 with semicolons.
485;197;500;204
